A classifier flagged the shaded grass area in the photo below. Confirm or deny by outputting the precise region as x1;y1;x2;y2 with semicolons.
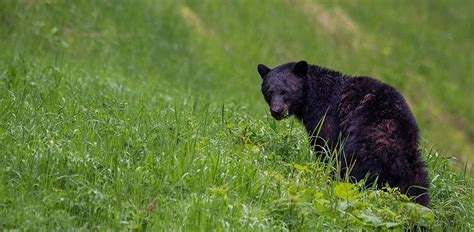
0;0;473;230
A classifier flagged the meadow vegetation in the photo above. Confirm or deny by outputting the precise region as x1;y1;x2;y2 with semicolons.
1;0;473;230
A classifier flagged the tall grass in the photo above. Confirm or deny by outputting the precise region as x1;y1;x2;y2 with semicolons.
1;59;472;230
1;0;473;230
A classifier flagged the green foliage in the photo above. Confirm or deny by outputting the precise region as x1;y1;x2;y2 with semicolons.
0;61;472;230
0;0;473;230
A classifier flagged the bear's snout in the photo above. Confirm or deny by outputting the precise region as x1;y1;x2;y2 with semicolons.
270;104;288;120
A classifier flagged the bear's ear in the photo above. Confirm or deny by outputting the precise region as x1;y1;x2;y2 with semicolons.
293;60;308;77
257;64;271;79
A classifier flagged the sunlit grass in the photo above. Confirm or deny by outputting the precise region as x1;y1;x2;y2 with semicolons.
1;0;473;230
1;61;472;230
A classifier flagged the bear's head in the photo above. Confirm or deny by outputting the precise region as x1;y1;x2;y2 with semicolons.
257;61;308;120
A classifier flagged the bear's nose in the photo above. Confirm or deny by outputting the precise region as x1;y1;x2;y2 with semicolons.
271;106;284;115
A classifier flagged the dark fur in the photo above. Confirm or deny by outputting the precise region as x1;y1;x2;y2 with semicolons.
257;61;430;206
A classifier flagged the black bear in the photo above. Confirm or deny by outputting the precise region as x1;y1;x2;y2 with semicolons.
257;61;430;206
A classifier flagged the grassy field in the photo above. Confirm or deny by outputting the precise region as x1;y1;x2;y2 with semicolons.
1;0;473;230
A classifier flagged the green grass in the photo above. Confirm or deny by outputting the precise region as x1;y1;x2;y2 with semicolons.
1;0;473;230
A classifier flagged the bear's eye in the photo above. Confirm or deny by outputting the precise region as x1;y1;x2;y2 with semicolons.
280;90;288;95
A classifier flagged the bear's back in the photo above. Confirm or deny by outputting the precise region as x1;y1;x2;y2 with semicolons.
337;76;417;135
337;76;422;183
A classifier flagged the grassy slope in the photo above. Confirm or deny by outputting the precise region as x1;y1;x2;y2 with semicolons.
0;0;473;230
